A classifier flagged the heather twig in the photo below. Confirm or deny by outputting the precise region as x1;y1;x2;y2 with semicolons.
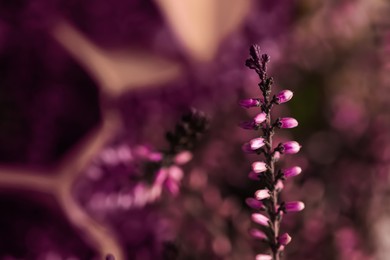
240;45;304;260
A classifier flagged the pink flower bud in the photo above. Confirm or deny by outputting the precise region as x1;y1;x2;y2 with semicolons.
252;161;267;173
248;171;260;181
250;229;267;240
148;152;163;162
242;143;256;153
276;90;293;104
250;138;265;150
245;198;264;209
281;141;301;154
278;117;298;128
254;112;267;124
168;165;184;181
282;166;302;178
155;168;169;185
239;98;260;108
174;151;193;165
165;178;180;196
285;201;305;212
239;121;257;130
251;213;269;226
278;233;292;246
273;151;281;161
256;254;272;260
275;180;284;191
255;189;270;200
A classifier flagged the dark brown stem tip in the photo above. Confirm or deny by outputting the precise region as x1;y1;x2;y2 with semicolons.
249;44;262;61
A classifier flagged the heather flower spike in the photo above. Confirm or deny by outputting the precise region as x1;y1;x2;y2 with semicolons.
240;44;304;260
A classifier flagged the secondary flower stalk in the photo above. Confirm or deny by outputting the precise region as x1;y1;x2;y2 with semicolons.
240;44;304;260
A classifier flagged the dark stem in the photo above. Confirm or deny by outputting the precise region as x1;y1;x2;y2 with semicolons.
264;86;280;260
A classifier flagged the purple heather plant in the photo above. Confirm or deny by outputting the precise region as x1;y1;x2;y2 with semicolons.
241;44;304;260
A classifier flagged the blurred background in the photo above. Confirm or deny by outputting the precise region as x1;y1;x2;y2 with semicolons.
0;0;390;259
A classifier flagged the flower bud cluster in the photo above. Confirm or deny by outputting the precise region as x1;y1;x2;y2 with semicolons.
239;45;305;260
